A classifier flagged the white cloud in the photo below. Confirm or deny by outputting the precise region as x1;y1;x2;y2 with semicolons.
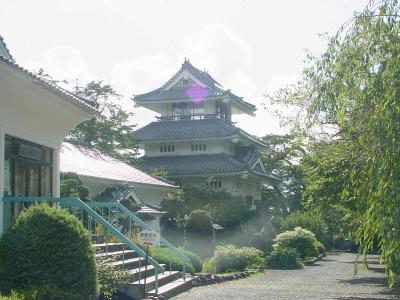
111;53;178;95
184;23;255;96
23;46;97;84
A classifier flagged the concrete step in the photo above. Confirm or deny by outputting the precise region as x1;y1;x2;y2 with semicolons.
146;277;192;299
121;271;181;299
93;242;125;253
95;249;137;261
126;265;156;282
132;271;180;293
112;257;145;270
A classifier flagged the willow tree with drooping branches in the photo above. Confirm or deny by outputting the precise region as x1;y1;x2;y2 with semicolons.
269;0;400;284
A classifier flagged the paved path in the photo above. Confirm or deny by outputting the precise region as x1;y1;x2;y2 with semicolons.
175;252;400;299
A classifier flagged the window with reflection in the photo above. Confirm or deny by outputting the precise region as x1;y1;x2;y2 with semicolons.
172;102;204;120
3;135;53;197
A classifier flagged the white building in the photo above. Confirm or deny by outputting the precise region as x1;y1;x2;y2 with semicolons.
0;35;97;233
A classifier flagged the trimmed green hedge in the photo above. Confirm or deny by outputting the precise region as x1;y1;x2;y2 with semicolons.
202;245;264;273
266;247;303;270
0;204;97;298
273;227;320;260
179;248;203;273
277;211;329;247
150;248;195;274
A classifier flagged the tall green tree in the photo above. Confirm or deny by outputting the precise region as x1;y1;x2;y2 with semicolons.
269;0;400;283
261;133;306;215
66;81;138;165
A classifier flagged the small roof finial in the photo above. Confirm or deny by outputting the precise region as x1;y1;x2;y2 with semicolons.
183;57;190;64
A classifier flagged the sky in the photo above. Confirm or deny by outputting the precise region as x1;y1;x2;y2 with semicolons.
0;0;368;137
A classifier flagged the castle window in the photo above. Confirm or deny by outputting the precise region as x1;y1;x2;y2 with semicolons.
191;143;207;152
206;178;222;189
160;145;175;153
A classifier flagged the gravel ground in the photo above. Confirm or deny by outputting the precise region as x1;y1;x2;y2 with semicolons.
174;252;400;300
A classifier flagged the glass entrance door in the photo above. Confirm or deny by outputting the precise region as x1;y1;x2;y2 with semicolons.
4;135;53;221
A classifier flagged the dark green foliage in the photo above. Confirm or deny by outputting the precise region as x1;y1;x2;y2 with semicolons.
266;247;303;270
260;133;306;216
179;248;203;273
273;227;319;260
60;172;90;202
202;245;265;273
185;210;214;237
277;211;329;247
96;256;128;299
161;187;254;230
249;227;274;253
150;248;195;274
0;286;84;300
0;204;97;298
66;81;138;165
185;210;215;258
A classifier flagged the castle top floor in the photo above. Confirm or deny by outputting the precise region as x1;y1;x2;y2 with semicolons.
133;59;256;120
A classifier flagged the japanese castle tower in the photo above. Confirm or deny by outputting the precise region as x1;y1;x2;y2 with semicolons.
134;59;280;207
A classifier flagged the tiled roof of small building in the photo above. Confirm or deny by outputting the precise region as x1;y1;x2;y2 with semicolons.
60;142;175;188
133;60;256;112
134;118;239;141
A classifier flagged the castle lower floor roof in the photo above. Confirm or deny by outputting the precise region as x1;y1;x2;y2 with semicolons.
134;118;268;148
137;152;281;184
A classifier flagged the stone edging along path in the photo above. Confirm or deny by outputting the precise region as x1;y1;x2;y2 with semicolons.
192;270;259;287
192;252;327;288
305;252;327;265
192;270;260;287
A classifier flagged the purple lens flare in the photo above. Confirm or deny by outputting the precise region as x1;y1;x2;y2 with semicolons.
186;84;208;104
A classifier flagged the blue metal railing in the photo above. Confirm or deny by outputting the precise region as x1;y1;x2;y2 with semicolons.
2;197;166;293
88;202;190;280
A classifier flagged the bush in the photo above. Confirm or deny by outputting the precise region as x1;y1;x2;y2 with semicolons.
179;248;203;273
273;227;320;260
202;245;264;273
249;227;274;253
151;248;195;274
277;211;329;246
0;204;97;298
185;210;215;258
185;210;214;237
266;247;304;270
0;287;83;300
96;256;128;299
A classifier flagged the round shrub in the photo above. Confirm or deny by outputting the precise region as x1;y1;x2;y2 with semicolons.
273;227;320;259
277;211;329;247
151;248;195;274
0;204;97;298
185;210;214;237
179;248;203;273
202;245;264;273
266;247;303;270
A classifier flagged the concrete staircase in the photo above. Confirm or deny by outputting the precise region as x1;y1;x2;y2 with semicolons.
94;242;192;299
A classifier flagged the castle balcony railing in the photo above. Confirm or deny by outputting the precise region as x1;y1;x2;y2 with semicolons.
156;114;232;122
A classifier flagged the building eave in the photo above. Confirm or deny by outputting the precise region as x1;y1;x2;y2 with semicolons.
0;56;97;115
78;174;178;190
